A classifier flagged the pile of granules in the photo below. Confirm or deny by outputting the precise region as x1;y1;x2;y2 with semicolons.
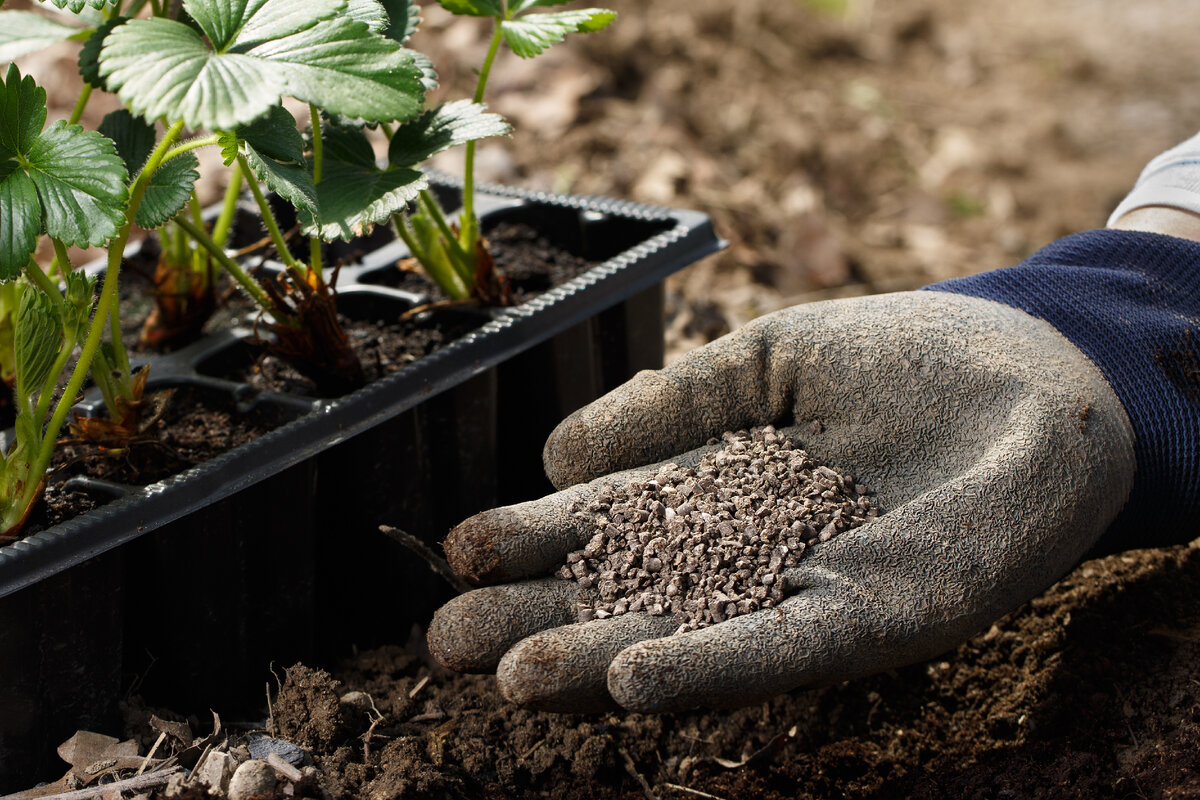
556;426;879;633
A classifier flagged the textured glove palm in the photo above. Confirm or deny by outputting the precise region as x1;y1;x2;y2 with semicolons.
428;291;1135;712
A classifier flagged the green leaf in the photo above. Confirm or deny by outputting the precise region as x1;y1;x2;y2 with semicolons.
245;17;425;122
187;0;343;51
100;2;426;130
0;65;47;160
436;0;502;17
305;160;424;241
407;48;438;92
238;104;304;164
508;0;579;13
382;0;419;44
243;141;316;214
345;0;387;33
0;171;39;281
78;16;128;90
42;0;113;13
216;104;307;199
322;122;376;169
0;65;127;278
501;8;615;58
100;19;281;131
0;10;83;63
136;150;199;228
387;100;509;167
301;123;425;240
26;121;129;248
97;108;154;177
15;281;61;404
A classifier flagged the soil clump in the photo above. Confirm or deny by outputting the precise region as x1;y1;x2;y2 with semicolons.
559;426;877;631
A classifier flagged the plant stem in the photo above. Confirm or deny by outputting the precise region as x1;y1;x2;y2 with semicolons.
162;134;220;163
171;214;279;320
31;121;185;477
211;160;243;248
308;103;324;280
237;153;303;276
49;238;72;280
23;258;63;310
418;190;474;286
22;263;77;427
460;21;505;248
68;84;92;126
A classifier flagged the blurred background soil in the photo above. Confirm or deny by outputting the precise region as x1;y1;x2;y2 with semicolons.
16;0;1200;796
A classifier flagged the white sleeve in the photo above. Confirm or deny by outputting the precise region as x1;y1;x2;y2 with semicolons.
1107;132;1200;226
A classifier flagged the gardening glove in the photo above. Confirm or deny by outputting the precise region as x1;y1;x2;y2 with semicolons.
428;257;1200;711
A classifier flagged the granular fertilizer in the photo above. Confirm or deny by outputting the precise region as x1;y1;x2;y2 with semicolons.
557;426;879;633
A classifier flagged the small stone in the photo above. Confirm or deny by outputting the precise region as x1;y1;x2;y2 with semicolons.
228;760;276;800
195;751;236;794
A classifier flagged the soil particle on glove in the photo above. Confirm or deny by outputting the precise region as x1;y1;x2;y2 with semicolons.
558;426;879;632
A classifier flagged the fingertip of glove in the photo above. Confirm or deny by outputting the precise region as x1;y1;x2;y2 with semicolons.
497;636;618;713
427;595;503;673
606;639;674;713
543;412;596;489
443;510;512;585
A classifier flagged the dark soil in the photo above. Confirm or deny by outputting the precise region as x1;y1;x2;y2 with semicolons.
251;540;1200;800
51;385;290;487
229;222;599;397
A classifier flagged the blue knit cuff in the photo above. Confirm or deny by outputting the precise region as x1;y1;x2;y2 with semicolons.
926;229;1200;554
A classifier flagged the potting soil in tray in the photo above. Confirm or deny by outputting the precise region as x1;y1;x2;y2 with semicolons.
207;221;601;396
9;223;603;539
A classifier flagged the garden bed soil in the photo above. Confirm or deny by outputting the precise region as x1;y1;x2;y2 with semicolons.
137;538;1193;800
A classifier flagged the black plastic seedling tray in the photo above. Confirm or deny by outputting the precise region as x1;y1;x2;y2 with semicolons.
0;179;723;790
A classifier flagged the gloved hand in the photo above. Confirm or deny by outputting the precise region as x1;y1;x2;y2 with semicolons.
427;290;1135;713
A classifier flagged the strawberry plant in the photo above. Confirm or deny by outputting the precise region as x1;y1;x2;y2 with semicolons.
0;0;537;534
314;0;618;303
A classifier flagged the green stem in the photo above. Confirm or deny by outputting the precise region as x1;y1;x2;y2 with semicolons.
211;160;243;248
419;191;474;285
237;153;303;276
162;134;220;163
189;193;204;227
31;121;186;475
23;259;63;310
67;84;92;126
188;195;209;278
391;213;425;261
50;239;71;274
308;103;324;280
22;260;90;423
172;214;279;320
460;21;506;247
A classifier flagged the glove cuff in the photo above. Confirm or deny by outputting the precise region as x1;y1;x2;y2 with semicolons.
1108;132;1200;225
926;229;1200;554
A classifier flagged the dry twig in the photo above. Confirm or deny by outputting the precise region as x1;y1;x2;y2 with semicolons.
659;784;729;800
0;768;184;800
266;752;303;782
380;525;472;593
619;747;659;800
